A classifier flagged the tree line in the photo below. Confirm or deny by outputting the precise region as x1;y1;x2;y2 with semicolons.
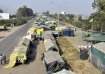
48;0;105;32
89;0;105;32
0;6;34;27
74;0;105;32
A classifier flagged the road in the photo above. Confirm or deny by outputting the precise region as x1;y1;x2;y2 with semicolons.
0;18;35;56
0;17;47;74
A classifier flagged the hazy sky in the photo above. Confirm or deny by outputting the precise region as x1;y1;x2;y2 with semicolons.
0;0;94;15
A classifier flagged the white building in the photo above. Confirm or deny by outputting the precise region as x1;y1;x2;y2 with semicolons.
0;13;9;20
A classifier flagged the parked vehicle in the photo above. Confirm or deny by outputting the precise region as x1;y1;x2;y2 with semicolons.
44;31;59;51
42;51;67;74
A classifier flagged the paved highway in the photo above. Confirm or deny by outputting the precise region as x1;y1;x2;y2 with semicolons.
0;18;35;55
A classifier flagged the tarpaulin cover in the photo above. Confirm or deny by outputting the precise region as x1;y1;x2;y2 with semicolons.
53;69;75;74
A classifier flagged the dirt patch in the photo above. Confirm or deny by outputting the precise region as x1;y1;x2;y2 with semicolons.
57;37;101;74
0;31;9;39
0;26;21;40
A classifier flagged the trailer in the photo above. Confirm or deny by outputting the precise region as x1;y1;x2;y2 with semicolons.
42;50;66;74
4;25;39;68
44;31;59;52
5;36;31;68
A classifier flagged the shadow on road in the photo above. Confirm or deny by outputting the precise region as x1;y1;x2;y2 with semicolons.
62;57;74;71
26;40;39;64
0;36;5;39
0;29;10;31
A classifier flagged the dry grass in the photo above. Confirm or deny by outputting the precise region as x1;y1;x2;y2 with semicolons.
57;37;101;74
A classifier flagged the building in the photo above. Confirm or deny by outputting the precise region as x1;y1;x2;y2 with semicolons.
85;32;105;43
0;13;9;20
89;42;105;73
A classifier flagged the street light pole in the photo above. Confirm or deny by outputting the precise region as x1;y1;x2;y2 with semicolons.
57;13;60;26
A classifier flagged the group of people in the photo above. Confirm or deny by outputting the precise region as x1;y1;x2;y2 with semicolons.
35;28;44;40
28;27;44;41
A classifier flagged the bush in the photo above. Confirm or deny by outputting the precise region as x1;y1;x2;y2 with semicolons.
15;18;27;26
0;20;10;26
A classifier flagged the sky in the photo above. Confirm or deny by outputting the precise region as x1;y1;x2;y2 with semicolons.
0;0;94;15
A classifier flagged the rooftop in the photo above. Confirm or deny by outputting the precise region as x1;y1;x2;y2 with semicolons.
93;42;105;54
